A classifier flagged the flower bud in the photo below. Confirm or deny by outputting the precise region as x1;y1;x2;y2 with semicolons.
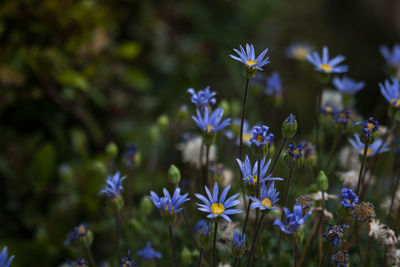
177;104;189;121
281;113;298;139
106;142;118;157
168;164;181;185
140;196;154;216
111;194;124;211
232;231;246;259
180;247;193;265
218;100;230;115
317;170;329;191
157;114;169;130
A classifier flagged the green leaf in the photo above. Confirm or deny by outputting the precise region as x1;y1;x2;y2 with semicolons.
56;70;89;91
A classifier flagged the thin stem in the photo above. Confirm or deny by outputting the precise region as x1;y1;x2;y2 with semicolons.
238;77;250;161
326;133;340;172
269;138;288;176
233;258;238;267
257;157;261;198
357;141;369;195
182;209;199;249
277;167;295;264
169;226;179;267
317;190;326;265
247;214;265;266
316;88;322;165
319;243;330;267
294;242;298;267
198;248;203;267
113;208;121;260
213;222;219;267
83;236;97;267
242;201;252;234
298;214;320;266
199;139;204;189
205;145;210;186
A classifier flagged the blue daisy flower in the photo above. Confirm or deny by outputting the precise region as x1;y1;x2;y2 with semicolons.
250;125;274;147
288;143;305;163
232;230;246;250
324;223;349;248
137;242;162;261
149;187;190;216
306;46;348;74
348;134;390;157
341;187;358;209
236;155;283;186
379;78;400;108
225;119;252;146
333;76;365;94
195;183;242;222
273;205;311;234
355;117;379;139
120;250;137;267
286;42;314;61
192;108;231;135
0;246;14;267
249;182;279;211
380;44;400;67
230;43;270;71
331;250;350;267
100;171;126;199
123;143;138;168
187;86;217;110
264;71;283;96
64;223;89;246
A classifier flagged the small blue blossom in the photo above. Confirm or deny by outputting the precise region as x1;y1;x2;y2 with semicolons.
64;223;89;246
348;134;390;157
123;144;138;168
288;143;305;162
193;220;207;233
225;119;252;146
341;187;358;209
264;72;283;96
334;109;351;126
192;108;231;135
379;78;400;108
232;231;246;249
236;155;283;186
100;172;126;199
137;242;162;261
230;44;270;71
149;187;190;215
331;250;350;267
250;125;274;147
249;182;279;211
355;117;379;139
380;44;400;67
273;205;312;234
120;250;137;267
333;76;365;94
324;223;349;248
69;259;89;267
187;86;217;110
320;103;338;117
198;222;212;236
0;246;14;267
286;42;313;61
286;113;296;125
306;46;348;74
195;182;242;222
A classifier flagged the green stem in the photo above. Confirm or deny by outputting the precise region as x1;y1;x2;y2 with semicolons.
198;248;203;267
238;77;250;161
113;208;121;260
326;133;340;172
205;144;210;186
169;226;179;267
83;236;97;267
269;138;288;176
294;242;298;267
213;222;218;267
357;141;369;195
247;214;265;266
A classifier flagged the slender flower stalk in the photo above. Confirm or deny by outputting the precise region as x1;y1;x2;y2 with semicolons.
356;141;369;195
205;144;210;185
212;222;218;267
239;78;250;161
268;138;287;176
83;236;97;267
197;248;203;267
247;213;266;266
169;226;179;267
113;207;121;260
294;242;298;267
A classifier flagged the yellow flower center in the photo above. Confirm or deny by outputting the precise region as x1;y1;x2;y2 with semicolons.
211;203;225;215
366;122;375;132
243;133;251;142
207;125;214;133
360;148;373;156
293;149;301;155
246;59;257;68
293;47;309;60
391;98;400;107
256;135;264;143
319;63;333;72
77;225;87;234
261;198;272;208
252;175;258;183
164;204;174;214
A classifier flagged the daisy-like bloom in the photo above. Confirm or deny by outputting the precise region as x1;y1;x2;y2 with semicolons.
137;242;162;261
286;42;313;61
68;259;89;267
355;117;379;140
306;46;348;74
368;219;398;246
264;71;283;96
230;43;270;71
351;201;375;222
249;182;279;211
100;172;126;199
379;78;400;108
333;76;365;94
287;142;305;163
149;187;190;216
333;109;351;127
324;223;349;248
0;246;14;267
120;250;137;267
341;187;358;209
192;108;231;136
64;223;89;246
331;250;350;267
225;119;252;146
273;204;312;234
123;143;138;168
320;103;339;117
349;134;390;157
236;155;283;187
249;125;274;148
380;44;400;67
187;86;217;110
232;230;246;258
195;182;241;222
295;195;314;211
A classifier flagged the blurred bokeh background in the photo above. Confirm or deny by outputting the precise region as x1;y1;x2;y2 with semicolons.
1;0;400;265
